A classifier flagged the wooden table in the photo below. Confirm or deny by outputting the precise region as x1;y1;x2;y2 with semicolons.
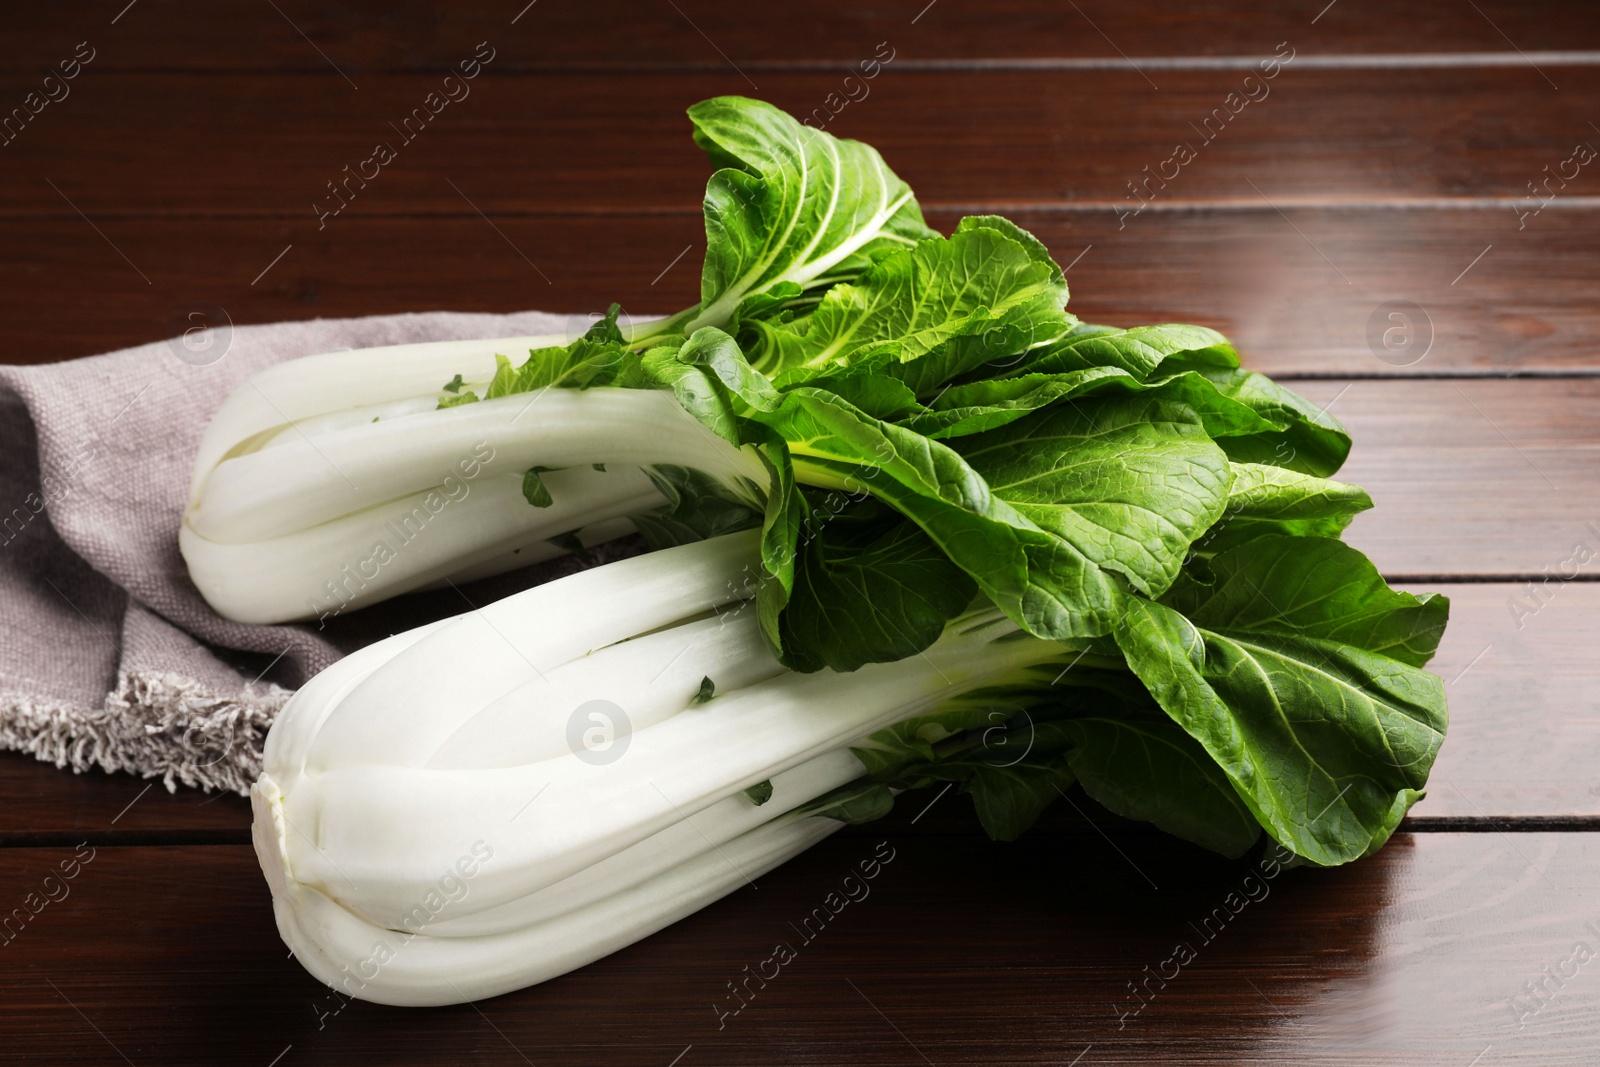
4;2;1599;1063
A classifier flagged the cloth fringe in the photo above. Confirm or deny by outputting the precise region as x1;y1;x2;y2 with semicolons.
0;672;286;797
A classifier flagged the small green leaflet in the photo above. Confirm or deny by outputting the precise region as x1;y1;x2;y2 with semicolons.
521;468;554;508
965;760;1077;842
743;779;773;805
797;779;896;825
437;390;479;409
435;305;641;410
545;530;592;563
693;676;716;704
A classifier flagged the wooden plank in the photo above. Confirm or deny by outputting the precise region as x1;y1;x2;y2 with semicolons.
1401;584;1600;820
6;68;1599;219
1;833;1594;1064
0;751;249;843
4;0;1597;73
1296;378;1600;576
0;209;1596;374
0;579;1593;833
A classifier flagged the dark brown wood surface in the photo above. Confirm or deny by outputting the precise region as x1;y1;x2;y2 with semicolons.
7;0;1600;70
4;1;1599;1062
7;68;1599;217
4;833;1598;1066
9;209;1600;373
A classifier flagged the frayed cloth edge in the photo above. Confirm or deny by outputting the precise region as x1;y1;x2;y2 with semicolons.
0;672;286;797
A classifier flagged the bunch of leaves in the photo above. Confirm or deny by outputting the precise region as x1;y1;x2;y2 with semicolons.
806;534;1448;867
433;95;1451;866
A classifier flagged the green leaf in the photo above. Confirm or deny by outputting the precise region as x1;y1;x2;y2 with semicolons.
856;708;1080;841
677;326;782;411
631;465;763;550
521;468;553;508
1113;536;1450;865
581;303;627;345
640;341;745;447
966;760;1076;841
756;387;1126;640
955;215;1065;284
1009;323;1239;380
954;394;1232;598
1193;369;1352;477
1060;706;1262;859
744;779;773;805
901;347;1270;443
777;499;977;672
442;373;465;393
481;334;633;401
797;779;896;825
436;390;480;409
883;324;1049;398
851;704;994;780
904;366;1134;439
754;434;804;655
694;676;716;704
1191;464;1373;559
749;222;1070;386
805;373;922;421
545;530;593;563
686;96;937;331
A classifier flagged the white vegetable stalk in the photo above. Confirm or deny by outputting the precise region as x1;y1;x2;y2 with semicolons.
256;532;1069;1006
182;319;759;624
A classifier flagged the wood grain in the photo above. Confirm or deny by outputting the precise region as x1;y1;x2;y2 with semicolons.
5;67;1597;220
1296;379;1600;576
1;832;1594;1065
0;751;250;843
1;208;1594;373
1401;584;1600;820
5;0;1598;74
2;3;1597;1060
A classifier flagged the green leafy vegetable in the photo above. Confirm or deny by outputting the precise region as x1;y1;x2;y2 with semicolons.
234;94;1451;871
521;468;553;508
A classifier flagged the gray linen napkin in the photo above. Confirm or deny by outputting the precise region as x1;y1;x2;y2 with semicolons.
0;309;631;795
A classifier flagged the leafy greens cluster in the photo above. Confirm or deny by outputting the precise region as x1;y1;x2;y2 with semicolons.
439;96;1450;867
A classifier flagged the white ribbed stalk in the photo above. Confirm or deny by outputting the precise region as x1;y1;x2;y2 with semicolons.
188;389;758;544
188;315;689;497
183;317;737;625
180;467;661;624
255;532;1069;1006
